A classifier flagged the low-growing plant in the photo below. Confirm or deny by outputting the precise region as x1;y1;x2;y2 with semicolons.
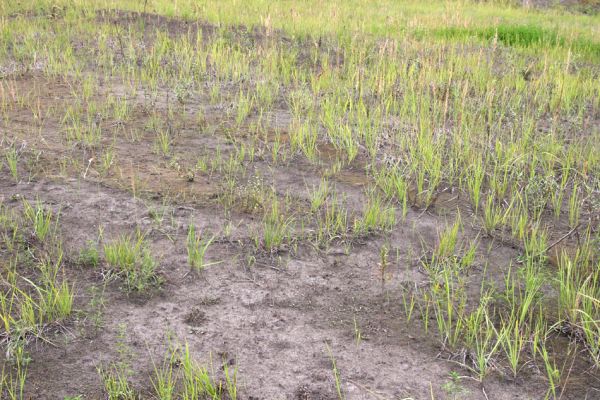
315;195;349;245
5;147;18;183
308;179;329;213
77;240;99;267
223;361;238;400
0;347;28;400
23;199;53;242
442;371;469;399
353;192;396;236
154;130;171;156
539;343;561;399
98;364;136;400
151;347;178;400
257;199;293;253
180;344;223;399
325;343;344;400
373;165;409;219
103;232;159;291
186;224;215;271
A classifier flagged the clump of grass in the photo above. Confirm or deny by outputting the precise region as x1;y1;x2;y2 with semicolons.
99;336;241;400
98;364;136;400
223;361;238;400
256;199;293;253
234;89;253;126
428;260;468;350
22;199;53;242
308;179;330;213
442;371;469;399
539;343;561;399
482;195;512;235
186;224;215;271
290;119;318;162
98;325;136;400
33;256;75;321
154;129;171;156
429;215;477;272
373;165;409;219
180;344;223;399
0;201;74;383
151;346;178;400
0;341;28;400
4;147;19;183
315;193;349;246
103;232;160;292
556;249;600;366
353;191;396;236
1;256;74;344
77;240;100;268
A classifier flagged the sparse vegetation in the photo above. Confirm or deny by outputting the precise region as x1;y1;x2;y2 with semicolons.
186;223;215;271
103;232;160;292
0;0;599;397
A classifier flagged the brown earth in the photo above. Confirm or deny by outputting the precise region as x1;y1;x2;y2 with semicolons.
1;10;599;400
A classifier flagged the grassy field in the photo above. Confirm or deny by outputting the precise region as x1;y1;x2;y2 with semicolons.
0;0;599;399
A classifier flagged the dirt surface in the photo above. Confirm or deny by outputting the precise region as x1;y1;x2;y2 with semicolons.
1;9;599;400
0;177;548;400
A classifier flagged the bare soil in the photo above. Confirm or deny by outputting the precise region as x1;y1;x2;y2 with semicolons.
1;10;599;400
